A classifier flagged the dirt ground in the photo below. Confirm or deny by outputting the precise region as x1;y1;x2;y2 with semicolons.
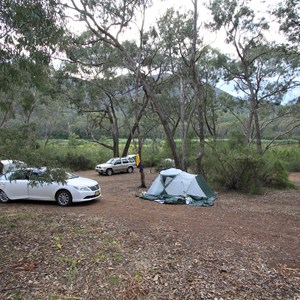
0;169;299;299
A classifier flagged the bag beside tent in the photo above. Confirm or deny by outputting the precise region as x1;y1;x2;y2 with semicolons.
140;168;216;206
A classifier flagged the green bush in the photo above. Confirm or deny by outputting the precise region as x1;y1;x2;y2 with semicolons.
204;144;263;194
203;141;294;194
269;146;300;172
63;153;94;171
262;159;294;189
141;140;165;168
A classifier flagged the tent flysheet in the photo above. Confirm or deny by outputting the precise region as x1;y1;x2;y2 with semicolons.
140;168;216;206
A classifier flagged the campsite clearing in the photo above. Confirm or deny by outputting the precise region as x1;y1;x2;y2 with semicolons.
0;169;299;299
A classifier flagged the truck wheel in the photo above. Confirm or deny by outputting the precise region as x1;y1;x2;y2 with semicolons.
106;169;113;176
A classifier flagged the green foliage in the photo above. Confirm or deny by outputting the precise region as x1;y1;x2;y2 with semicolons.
227;130;244;149
262;159;294;189
203;140;294;194
140;140;164;167
62;153;94;171
0;125;39;162
273;0;300;45
41;140;107;171
68;133;81;148
0;0;65;63
269;146;300;172
155;158;175;172
204;144;263;194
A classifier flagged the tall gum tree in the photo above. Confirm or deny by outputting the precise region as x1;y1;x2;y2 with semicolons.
60;28;151;158
0;0;66;154
59;0;182;168
207;0;300;154
155;1;223;172
155;2;213;172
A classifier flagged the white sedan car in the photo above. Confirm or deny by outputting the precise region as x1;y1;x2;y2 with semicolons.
0;168;101;206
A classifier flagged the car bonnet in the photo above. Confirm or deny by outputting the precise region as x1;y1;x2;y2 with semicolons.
97;163;112;168
67;176;99;188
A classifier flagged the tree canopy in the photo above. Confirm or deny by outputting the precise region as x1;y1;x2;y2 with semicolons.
0;0;299;173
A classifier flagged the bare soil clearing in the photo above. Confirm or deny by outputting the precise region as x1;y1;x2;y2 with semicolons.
0;169;299;299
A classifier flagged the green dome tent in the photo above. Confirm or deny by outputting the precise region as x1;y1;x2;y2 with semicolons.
140;168;216;206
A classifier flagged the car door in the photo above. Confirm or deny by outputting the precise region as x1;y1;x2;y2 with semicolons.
113;158;122;173
3;170;29;200
27;170;56;201
120;158;129;172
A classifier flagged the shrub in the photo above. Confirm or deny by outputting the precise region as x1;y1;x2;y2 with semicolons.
203;141;293;194
205;145;264;194
270;146;300;172
63;153;94;171
262;159;294;189
141;140;164;168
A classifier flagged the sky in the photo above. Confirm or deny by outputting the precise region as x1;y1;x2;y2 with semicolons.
145;0;283;52
68;0;283;52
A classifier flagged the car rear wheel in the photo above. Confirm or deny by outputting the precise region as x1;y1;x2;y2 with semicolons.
127;166;133;173
106;168;113;176
0;190;10;203
56;190;72;206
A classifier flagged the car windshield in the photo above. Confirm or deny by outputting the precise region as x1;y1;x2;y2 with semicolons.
106;158;115;164
66;172;79;179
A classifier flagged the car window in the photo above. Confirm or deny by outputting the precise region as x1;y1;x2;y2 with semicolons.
114;159;121;165
30;171;46;180
9;170;28;180
122;158;129;164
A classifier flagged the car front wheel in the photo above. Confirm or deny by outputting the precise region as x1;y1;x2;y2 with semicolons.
106;169;113;176
0;190;10;203
56;190;72;206
127;166;133;173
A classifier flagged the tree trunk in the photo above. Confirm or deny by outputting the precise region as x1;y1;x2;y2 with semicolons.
180;76;187;171
253;104;263;154
139;77;181;168
191;0;205;173
122;95;149;157
195;90;205;173
137;125;147;188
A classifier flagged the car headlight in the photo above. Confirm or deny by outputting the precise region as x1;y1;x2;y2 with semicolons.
73;186;91;191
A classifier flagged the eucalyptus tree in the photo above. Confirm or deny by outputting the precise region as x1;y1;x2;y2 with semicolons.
273;0;300;46
0;0;65;97
0;0;64;63
191;48;226;141
155;2;223;171
0;58;50;125
207;0;300;154
56;70;120;157
59;0;182;168
155;7;198;171
60;31;148;158
0;0;66;155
